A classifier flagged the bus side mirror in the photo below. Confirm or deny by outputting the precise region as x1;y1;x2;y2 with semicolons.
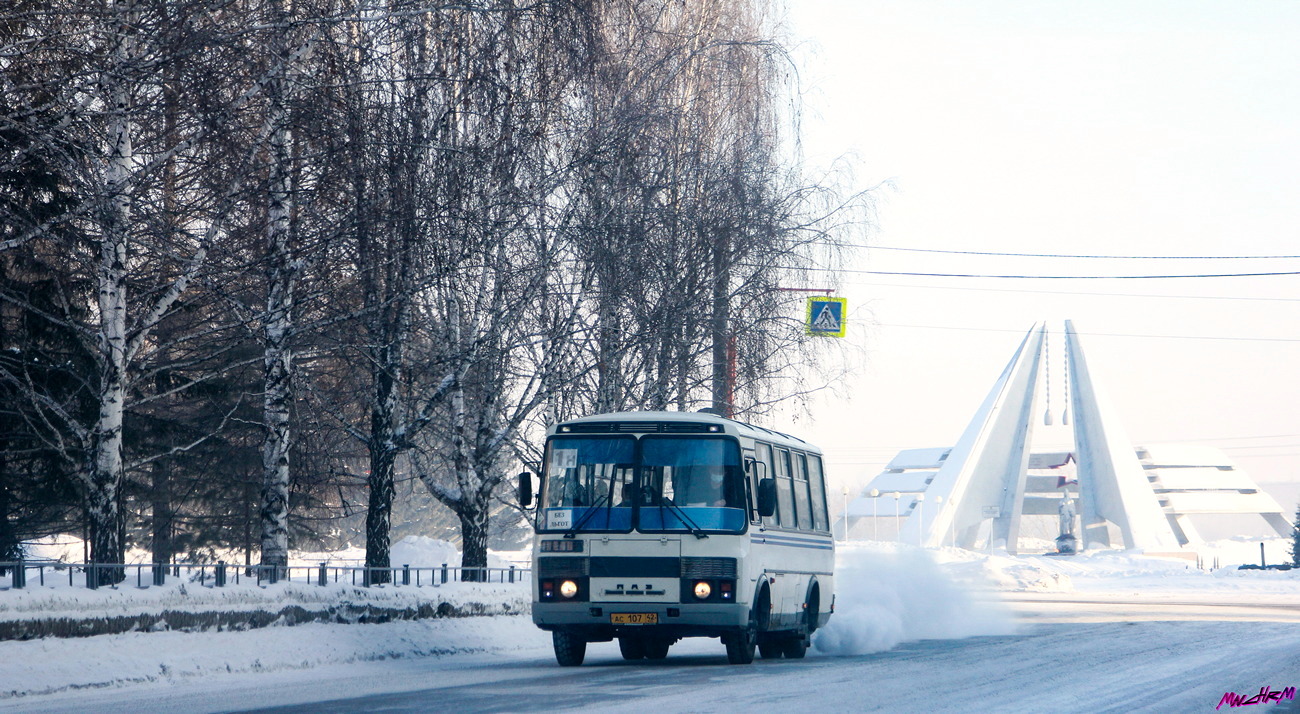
756;478;777;518
517;472;534;509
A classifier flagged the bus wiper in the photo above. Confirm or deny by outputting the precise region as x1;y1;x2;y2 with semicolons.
563;492;610;539
660;496;708;539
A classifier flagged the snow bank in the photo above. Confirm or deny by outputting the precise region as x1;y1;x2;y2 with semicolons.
0;614;550;701
282;535;525;569
20;534;529;570
813;543;1016;656
391;535;518;569
0;577;528;622
3;535;532;640
936;548;1075;592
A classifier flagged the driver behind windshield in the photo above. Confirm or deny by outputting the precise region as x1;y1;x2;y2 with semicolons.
678;465;730;507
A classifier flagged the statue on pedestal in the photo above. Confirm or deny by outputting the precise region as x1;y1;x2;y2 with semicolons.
1056;496;1078;554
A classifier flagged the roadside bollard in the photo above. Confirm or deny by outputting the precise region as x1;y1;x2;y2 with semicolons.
509;565;515;583
216;561;227;587
318;562;327;586
87;563;99;590
403;564;410;586
152;564;165;586
12;559;25;589
441;563;448;584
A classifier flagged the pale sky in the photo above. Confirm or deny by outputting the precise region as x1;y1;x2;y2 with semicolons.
780;1;1300;516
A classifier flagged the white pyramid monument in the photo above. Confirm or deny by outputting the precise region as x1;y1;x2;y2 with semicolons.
896;324;1046;550
1064;320;1181;551
845;321;1289;552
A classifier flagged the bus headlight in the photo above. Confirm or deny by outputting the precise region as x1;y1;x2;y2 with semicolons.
693;581;712;600
559;580;579;599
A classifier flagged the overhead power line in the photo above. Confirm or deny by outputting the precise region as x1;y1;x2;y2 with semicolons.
780;265;1300;279
881;322;1300;343
836;244;1300;261
846;280;1300;303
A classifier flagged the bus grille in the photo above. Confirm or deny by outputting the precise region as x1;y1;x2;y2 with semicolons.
540;556;736;579
680;557;737;579
537;557;589;578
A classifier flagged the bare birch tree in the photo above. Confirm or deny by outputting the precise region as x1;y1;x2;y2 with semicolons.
1;0;324;579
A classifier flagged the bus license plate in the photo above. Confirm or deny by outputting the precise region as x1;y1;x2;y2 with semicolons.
611;613;658;625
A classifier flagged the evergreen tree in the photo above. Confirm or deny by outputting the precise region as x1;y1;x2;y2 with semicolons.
1291;502;1299;568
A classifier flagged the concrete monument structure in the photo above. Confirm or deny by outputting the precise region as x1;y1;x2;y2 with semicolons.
844;322;1291;552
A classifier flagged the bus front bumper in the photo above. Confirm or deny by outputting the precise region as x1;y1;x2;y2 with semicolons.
532;601;748;636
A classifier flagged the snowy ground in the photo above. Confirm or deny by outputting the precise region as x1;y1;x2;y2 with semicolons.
15;533;529;571
0;535;531;642
2;538;1297;712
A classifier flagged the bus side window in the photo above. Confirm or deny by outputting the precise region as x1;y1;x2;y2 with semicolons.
775;448;795;528
793;453;812;530
754;442;773;526
807;454;830;532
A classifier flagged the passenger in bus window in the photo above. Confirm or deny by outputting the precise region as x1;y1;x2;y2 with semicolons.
560;472;588;507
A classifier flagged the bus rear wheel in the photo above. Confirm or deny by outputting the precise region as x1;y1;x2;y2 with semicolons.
781;632;808;659
644;637;671;660
758;638;783;659
553;630;587;666
782;603;814;659
618;635;646;660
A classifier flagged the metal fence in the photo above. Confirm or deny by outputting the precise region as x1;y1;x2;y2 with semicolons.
0;560;529;590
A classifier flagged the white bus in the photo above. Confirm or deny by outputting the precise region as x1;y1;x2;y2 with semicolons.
518;411;835;665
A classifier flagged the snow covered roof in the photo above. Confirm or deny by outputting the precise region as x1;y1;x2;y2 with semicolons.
886;447;950;470
846;494;918;517
865;470;936;494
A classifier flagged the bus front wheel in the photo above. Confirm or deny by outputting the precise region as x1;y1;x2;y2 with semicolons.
553;629;587;666
724;608;759;664
724;628;756;664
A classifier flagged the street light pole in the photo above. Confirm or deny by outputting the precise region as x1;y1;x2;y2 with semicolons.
841;485;849;542
934;495;944;548
892;492;901;542
869;488;880;541
916;494;926;547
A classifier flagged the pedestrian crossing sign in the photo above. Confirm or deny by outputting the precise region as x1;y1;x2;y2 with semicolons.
806;297;847;338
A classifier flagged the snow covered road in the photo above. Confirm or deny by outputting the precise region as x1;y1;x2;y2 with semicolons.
256;616;1300;714
4;543;1297;713
8;596;1298;714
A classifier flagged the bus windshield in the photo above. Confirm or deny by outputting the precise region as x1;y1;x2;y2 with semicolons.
639;437;746;533
538;434;746;533
540;437;636;532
